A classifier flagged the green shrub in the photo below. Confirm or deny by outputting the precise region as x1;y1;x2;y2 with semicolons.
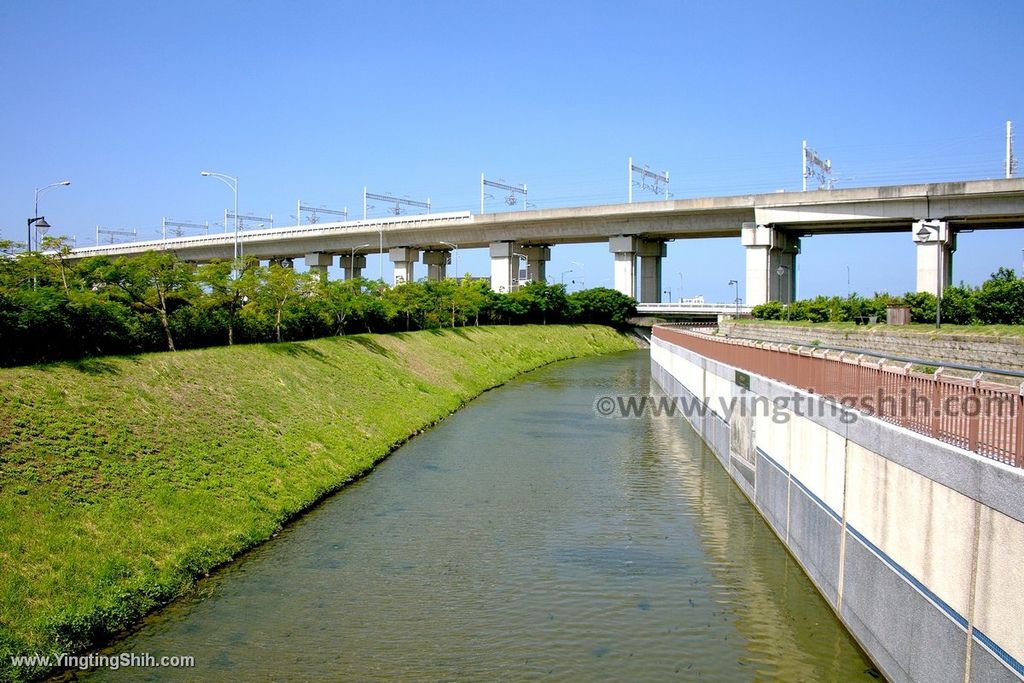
751;301;784;320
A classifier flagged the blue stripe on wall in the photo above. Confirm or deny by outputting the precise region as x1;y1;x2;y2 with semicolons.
973;629;1024;679
755;447;843;525
752;440;1024;679
655;353;1024;680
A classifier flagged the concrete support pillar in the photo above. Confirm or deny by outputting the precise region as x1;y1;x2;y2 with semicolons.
389;247;419;285
422;249;451;281
609;235;637;299
741;223;800;306
637;239;667;303
338;254;367;280
305;252;332;281
519;245;551;283
490;241;516;293
912;220;955;295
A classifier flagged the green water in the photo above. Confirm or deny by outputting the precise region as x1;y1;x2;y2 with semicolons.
73;351;872;681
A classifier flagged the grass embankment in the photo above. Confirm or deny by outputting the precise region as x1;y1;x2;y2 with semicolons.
728;318;1024;338
0;325;635;681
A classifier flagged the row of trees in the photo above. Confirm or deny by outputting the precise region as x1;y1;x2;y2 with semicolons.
0;238;637;367
751;268;1024;325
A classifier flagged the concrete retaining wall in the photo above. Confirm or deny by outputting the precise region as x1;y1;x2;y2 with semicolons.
651;334;1024;683
719;321;1024;372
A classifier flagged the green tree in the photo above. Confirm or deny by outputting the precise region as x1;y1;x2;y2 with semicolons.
196;257;258;345
318;278;375;334
454;278;492;326
87;252;198;351
567;287;637;328
253;264;304;343
39;235;77;295
514;282;569;325
938;284;976;325
974;267;1024;324
901;291;937;323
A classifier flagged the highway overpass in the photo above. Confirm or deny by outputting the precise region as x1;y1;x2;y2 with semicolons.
67;178;1024;306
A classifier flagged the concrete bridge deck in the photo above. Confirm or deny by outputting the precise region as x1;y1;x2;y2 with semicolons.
66;178;1024;305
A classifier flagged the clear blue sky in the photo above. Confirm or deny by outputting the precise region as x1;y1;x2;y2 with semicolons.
2;1;1022;301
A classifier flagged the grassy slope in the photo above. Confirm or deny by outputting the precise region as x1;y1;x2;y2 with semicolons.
0;325;635;680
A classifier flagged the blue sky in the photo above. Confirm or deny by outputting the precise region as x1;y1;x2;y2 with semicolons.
2;1;1022;301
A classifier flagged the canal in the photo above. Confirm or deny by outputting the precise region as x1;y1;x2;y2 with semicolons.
76;350;873;681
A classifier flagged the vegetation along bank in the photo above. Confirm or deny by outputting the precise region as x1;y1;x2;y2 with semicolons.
0;324;636;682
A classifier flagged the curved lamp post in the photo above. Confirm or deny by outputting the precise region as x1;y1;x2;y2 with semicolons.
351;243;370;262
29;180;70;251
728;279;739;315
200;171;238;262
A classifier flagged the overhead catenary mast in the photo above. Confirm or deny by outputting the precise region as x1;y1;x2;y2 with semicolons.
802;140;835;191
1007;121;1017;179
480;174;528;214
224;211;274;231
95;226;137;246
362;189;430;220
627;157;670;203
161;218;209;240
296;201;348;225
362;187;432;280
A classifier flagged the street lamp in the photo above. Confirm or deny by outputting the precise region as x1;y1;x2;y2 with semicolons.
560;269;573;284
344;243;369;281
513;252;527;287
30;180;70;251
26;217;50;253
351;243;370;261
776;265;790;320
571;260;585;289
440;240;458;279
200;171;238;263
728;279;740;315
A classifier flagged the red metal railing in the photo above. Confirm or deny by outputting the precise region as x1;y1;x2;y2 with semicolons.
653;325;1024;468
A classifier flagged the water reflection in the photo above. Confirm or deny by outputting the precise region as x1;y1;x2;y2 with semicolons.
70;351;870;682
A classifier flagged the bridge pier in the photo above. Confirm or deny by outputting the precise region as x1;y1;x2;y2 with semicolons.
422;249;450;281
305;252;332;281
741;223;799;306
490;241;517;292
338;254;366;280
638;239;667;303
520;245;550;283
609;236;637;298
912;220;955;295
389;247;419;285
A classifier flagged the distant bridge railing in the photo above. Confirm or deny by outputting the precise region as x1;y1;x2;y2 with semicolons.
653;325;1024;468
637;302;752;315
69;211;474;258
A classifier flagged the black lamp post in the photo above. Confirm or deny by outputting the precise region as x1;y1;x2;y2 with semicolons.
26;217;50;252
728;279;739;315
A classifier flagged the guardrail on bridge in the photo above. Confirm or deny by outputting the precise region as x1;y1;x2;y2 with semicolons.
653;325;1024;468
